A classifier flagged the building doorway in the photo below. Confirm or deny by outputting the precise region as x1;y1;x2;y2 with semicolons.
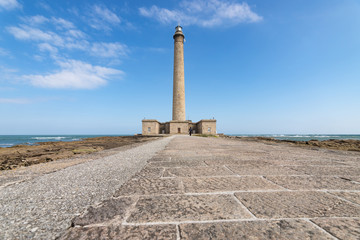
178;128;181;133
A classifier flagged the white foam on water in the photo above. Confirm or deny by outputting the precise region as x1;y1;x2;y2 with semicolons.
32;137;67;140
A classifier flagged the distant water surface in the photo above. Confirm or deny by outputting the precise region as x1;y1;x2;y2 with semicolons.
0;135;130;148
230;134;360;142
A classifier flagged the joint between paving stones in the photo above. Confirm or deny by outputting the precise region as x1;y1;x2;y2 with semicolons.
306;219;340;240
232;194;257;219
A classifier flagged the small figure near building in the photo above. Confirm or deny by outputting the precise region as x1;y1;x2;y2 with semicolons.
189;127;192;136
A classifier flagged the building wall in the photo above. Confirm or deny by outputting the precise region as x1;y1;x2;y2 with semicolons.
169;121;189;134
142;120;160;135
197;120;217;135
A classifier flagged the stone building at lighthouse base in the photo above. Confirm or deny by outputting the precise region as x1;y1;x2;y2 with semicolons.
142;119;216;135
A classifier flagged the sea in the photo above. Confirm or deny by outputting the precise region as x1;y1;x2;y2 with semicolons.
231;134;360;142
1;134;360;148
0;135;130;148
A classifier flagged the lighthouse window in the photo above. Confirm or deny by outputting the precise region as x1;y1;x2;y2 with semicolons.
148;127;151;132
208;127;211;132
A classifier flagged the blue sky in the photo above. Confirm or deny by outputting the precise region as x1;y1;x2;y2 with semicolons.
0;0;359;135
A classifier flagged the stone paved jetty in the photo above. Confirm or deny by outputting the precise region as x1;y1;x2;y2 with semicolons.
1;135;360;239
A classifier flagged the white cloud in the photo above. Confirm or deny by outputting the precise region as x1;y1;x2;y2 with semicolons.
139;0;262;27
88;5;121;31
23;60;123;89
0;47;10;56
0;0;21;11
0;98;30;104
22;15;49;25
7;25;64;46
90;42;128;58
52;17;75;29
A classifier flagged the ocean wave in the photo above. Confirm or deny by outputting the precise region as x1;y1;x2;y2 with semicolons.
32;137;67;140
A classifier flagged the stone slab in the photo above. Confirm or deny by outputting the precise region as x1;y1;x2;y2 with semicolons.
146;161;207;168
60;224;177;240
350;176;360;183
72;197;134;226
227;165;304;176
265;176;360;190
235;191;360;218
163;166;235;177
289;166;360;176
204;159;269;166
183;176;282;193
132;167;164;179
126;194;253;223
114;178;182;196
330;192;360;205
265;160;347;166
312;218;360;240
180;219;332;240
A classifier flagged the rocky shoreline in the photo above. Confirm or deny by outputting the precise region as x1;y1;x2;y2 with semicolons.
224;135;360;152
0;136;160;170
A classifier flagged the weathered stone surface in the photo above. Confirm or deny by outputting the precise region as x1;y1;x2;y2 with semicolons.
59;224;177;240
183;176;282;193
180;220;333;240
126;194;252;223
72;197;134;226
330;191;360;205
265;159;347;166
163;166;235;177
312;218;360;240
132;167;164;179
114;178;182;196
227;165;303;175
289;166;360;176
350;176;360;183
265;176;360;190
146;160;207;168
235;191;360;218
204;159;269;166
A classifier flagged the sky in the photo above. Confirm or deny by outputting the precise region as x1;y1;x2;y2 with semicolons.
0;0;360;135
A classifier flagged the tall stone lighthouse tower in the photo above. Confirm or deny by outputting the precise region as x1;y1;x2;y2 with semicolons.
141;26;217;135
172;25;185;121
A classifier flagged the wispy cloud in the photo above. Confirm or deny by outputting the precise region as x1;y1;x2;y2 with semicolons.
23;59;123;89
90;42;128;58
139;0;262;27
7;16;128;59
88;5;121;31
0;47;11;57
51;17;75;29
0;0;21;11
0;98;30;104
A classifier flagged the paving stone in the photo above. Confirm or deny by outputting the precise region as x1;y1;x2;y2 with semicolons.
59;224;177;240
227;165;304;176
163;166;235;177
147;161;207;168
126;194;252;223
204;159;269;166
180;219;332;240
330;192;360;205
183;176;282;193
289;166;360;176
72;197;135;226
312;218;360;240
350;176;360;183
235;191;360;218
265;176;360;190
132;167;164;179
265;160;347;166
114;178;182;196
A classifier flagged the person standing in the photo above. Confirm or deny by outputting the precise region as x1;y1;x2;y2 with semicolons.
189;127;192;136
